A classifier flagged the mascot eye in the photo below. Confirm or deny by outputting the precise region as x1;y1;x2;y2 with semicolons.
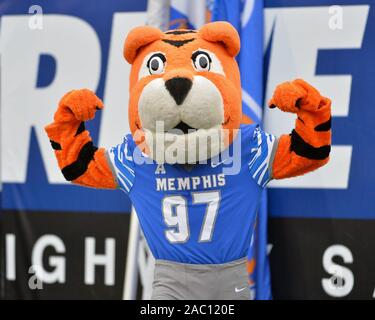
192;51;211;71
147;53;166;75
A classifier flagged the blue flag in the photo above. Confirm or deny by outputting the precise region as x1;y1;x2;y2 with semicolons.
212;0;272;300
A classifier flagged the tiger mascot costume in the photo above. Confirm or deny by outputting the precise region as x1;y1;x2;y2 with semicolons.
45;22;331;300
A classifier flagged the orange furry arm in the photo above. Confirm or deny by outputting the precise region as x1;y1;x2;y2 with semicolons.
45;89;117;189
269;79;331;179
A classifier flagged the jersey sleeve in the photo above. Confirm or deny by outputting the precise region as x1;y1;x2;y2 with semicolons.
248;125;277;188
107;136;136;194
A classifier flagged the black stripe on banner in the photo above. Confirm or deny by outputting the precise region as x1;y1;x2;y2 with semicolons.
314;118;331;131
50;140;62;150
290;130;330;160
61;141;98;181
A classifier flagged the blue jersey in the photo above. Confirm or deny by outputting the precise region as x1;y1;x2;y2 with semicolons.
109;124;276;264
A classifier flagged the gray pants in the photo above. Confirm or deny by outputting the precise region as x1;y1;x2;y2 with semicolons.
151;257;250;300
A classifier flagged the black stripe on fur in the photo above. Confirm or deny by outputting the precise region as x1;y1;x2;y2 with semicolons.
162;38;195;47
75;122;86;136
291;130;330;160
165;30;196;35
50;140;62;150
61;142;98;181
314;118;331;132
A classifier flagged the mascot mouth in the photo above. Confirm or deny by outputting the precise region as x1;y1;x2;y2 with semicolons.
170;121;197;134
166;117;230;135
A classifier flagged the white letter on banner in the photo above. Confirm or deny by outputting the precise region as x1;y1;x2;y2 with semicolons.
6;234;16;281
31;235;66;284
322;244;354;297
0;15;101;184
99;12;146;149
84;237;116;286
264;6;369;189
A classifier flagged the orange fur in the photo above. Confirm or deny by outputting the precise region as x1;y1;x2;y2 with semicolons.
270;79;332;179
198;21;241;57
123;26;164;64
45;89;117;189
125;22;242;150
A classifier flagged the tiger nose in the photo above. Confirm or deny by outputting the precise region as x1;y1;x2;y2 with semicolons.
165;77;192;105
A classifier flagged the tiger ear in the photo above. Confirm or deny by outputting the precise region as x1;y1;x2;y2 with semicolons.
123;26;164;64
198;21;240;57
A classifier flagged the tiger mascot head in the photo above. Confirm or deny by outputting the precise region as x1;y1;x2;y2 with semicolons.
124;21;242;164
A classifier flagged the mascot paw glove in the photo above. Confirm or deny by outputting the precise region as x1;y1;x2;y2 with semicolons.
268;79;323;113
54;89;104;123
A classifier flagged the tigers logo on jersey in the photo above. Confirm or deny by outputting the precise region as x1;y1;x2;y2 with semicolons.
123;22;242;164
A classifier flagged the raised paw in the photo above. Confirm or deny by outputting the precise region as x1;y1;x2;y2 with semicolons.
58;89;104;121
268;79;322;113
